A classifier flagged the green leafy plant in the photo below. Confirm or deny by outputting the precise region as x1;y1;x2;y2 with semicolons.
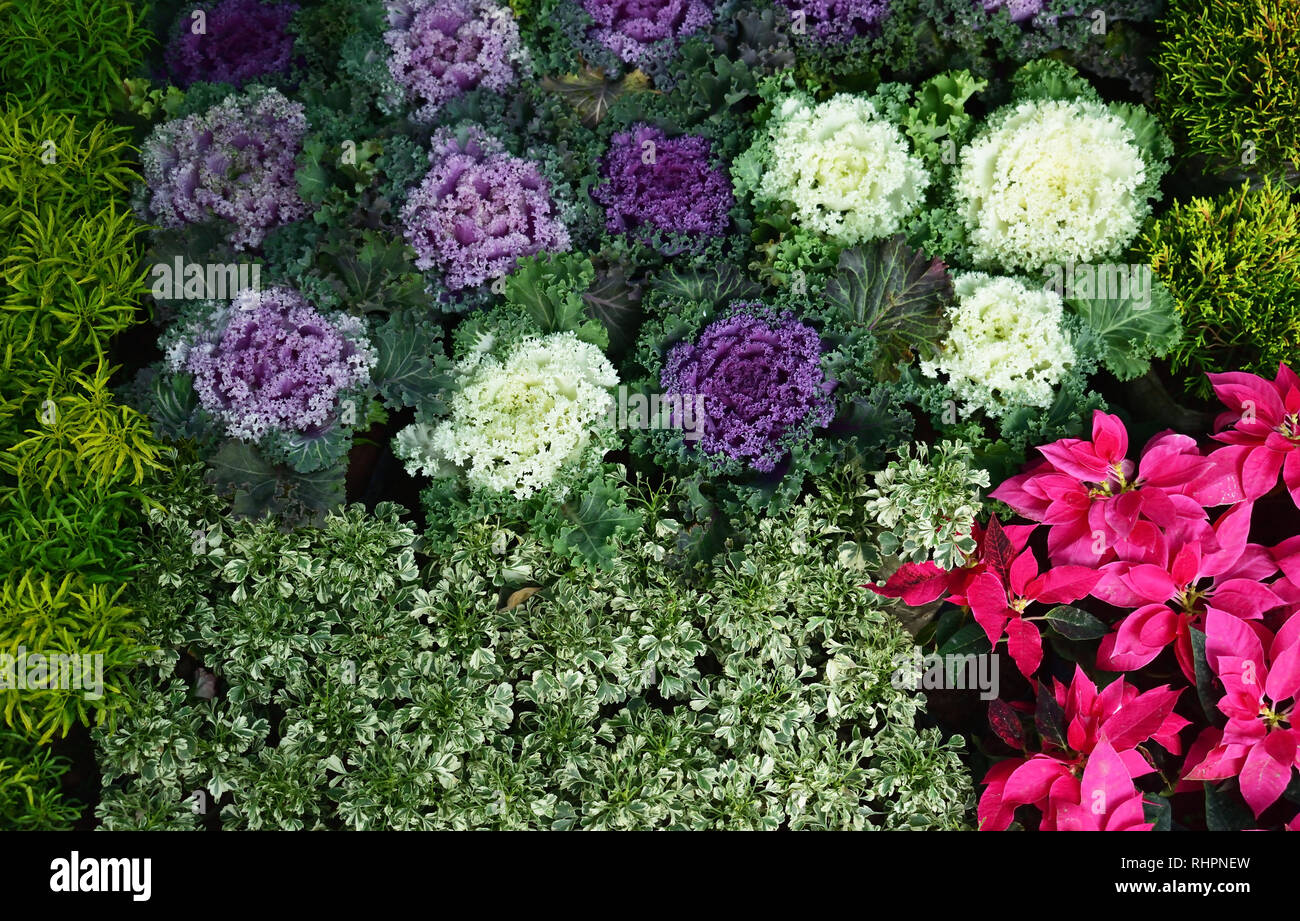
1135;178;1300;396
863;440;989;570
0;0;151;114
95;471;972;830
1156;0;1300;177
0;728;82;830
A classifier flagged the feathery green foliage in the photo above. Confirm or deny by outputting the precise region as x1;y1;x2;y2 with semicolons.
1156;0;1300;177
1136;178;1300;396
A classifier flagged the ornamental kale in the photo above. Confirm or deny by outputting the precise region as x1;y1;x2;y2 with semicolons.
773;0;890;43
165;286;376;444
166;0;300;88
978;0;1042;22
395;331;618;499
140;87;310;251
383;0;523;122
581;0;713;68
591;123;733;243
660;303;835;474
399;126;571;290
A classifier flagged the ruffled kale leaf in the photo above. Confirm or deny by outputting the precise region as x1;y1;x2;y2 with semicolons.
370;312;454;420
1063;271;1181;381
504;252;608;348
205;440;344;526
553;481;643;567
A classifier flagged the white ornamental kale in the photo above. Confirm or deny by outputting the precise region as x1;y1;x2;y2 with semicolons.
748;93;930;245
955;97;1152;272
394;331;618;498
921;272;1076;418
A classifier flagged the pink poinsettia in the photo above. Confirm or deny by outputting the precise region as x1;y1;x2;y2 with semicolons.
1094;502;1280;679
1208;363;1300;507
991;411;1241;568
1184;610;1300;816
979;667;1185;830
967;544;1101;677
864;517;1036;606
1049;740;1155;831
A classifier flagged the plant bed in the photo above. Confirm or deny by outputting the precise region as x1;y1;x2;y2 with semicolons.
1;0;1298;833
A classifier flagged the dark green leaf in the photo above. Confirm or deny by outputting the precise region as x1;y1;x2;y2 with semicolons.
824;235;952;380
937;623;990;658
1142;794;1172;832
1190;627;1226;728
1063;272;1181;381
1042;604;1109;641
1035;685;1067;750
1204;781;1254;832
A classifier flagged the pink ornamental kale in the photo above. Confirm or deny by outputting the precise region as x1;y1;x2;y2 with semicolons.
174;287;375;441
400;127;570;290
384;0;521;122
1208;363;1300;509
166;0;299;88
141;87;310;251
1185;609;1300;817
591;124;732;242
581;0;712;67
979;0;1043;22
775;0;890;43
660;305;835;473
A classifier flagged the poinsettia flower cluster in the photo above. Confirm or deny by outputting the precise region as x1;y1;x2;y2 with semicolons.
140;87;310;250
1185;609;1300;817
1208;364;1300;509
166;0;299;88
591;123;733;243
383;0;523;122
399;126;570;290
870;363;1300;828
980;668;1187;830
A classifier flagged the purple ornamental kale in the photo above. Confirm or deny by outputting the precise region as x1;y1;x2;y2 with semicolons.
775;0;890;43
591;124;732;241
581;0;713;67
166;0;299;88
175;287;375;441
384;0;522;122
400;127;570;290
141;87;310;251
661;305;836;473
980;0;1044;22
